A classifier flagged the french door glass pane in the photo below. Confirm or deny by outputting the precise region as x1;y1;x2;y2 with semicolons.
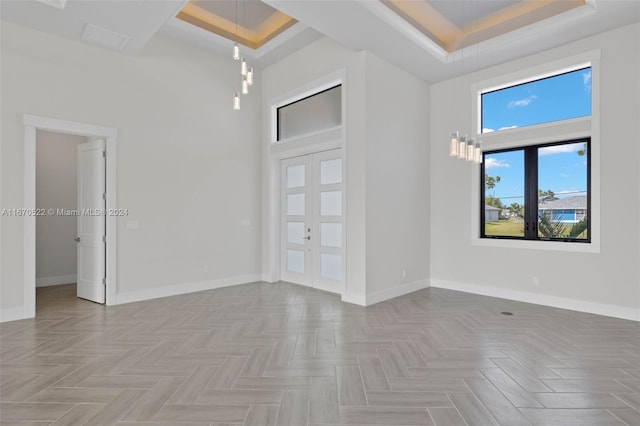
484;150;525;237
537;142;588;240
320;191;342;216
320;254;341;281
287;165;305;188
287;250;305;273
320;159;342;185
320;223;342;248
287;222;305;244
287;194;305;216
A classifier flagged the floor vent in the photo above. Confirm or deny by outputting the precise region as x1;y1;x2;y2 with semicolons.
501;311;514;316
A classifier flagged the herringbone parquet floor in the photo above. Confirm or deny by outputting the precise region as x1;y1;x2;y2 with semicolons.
1;282;639;425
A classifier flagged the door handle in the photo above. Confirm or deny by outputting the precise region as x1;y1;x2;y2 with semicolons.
74;237;80;242
302;236;311;240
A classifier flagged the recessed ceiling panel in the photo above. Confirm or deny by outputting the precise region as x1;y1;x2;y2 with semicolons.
429;0;519;29
382;0;588;52
192;0;276;29
176;0;297;50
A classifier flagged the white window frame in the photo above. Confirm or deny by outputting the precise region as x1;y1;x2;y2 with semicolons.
470;49;601;253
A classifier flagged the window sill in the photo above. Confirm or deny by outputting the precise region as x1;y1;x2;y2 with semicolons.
471;237;600;253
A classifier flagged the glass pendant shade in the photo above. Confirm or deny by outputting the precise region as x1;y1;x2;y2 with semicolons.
466;139;475;161
458;135;467;159
474;141;482;164
242;77;249;95
241;58;248;76
233;92;240;110
233;43;240;61
449;131;459;156
247;67;254;86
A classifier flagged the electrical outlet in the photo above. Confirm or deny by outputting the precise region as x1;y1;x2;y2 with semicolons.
532;276;540;286
402;269;407;278
203;264;209;273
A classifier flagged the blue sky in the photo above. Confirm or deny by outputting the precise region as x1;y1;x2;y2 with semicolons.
482;67;591;132
482;68;591;205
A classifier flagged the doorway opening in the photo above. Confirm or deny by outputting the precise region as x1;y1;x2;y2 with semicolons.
23;114;118;318
280;149;345;294
35;131;104;311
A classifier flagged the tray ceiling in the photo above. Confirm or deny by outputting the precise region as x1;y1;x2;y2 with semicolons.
176;0;297;49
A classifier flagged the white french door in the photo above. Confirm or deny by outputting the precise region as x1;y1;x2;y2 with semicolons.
76;139;106;304
280;149;345;294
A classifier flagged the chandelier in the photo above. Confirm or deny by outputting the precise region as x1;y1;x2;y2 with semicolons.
449;131;482;163
232;1;254;110
448;1;482;165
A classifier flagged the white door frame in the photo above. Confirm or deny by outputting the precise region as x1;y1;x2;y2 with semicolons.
23;114;118;317
265;70;346;288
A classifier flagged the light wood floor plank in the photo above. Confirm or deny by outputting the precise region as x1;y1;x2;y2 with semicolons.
519;408;626;425
428;406;468;426
1;282;638;425
337;366;367;406
275;390;309;426
309;376;339;424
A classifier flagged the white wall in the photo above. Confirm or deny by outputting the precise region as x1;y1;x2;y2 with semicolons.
364;53;430;299
430;23;640;320
262;38;430;304
1;22;262;318
35;130;87;286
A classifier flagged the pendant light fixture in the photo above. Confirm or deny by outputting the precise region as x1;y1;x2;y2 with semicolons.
247;67;254;86
447;0;482;164
231;0;256;110
242;76;249;95
241;58;248;76
233;91;240;110
233;43;240;61
449;131;459;156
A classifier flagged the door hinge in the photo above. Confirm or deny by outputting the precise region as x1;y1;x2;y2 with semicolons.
102;193;106;200
102;278;106;286
102;236;106;243
102;151;106;158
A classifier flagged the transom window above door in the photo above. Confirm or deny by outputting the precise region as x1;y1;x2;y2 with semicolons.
276;85;342;142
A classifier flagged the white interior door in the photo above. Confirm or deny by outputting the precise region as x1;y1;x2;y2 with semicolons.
76;139;106;303
280;149;345;294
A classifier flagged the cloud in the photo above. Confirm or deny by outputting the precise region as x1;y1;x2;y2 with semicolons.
538;144;583;156
559;173;570;178
485;158;511;170
582;69;592;93
482;125;518;133
508;95;537;108
556;189;586;195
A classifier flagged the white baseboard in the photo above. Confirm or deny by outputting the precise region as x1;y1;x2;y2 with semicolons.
341;280;430;307
430;279;639;322
36;274;77;287
115;274;263;305
366;279;430;306
0;307;27;323
341;292;366;306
